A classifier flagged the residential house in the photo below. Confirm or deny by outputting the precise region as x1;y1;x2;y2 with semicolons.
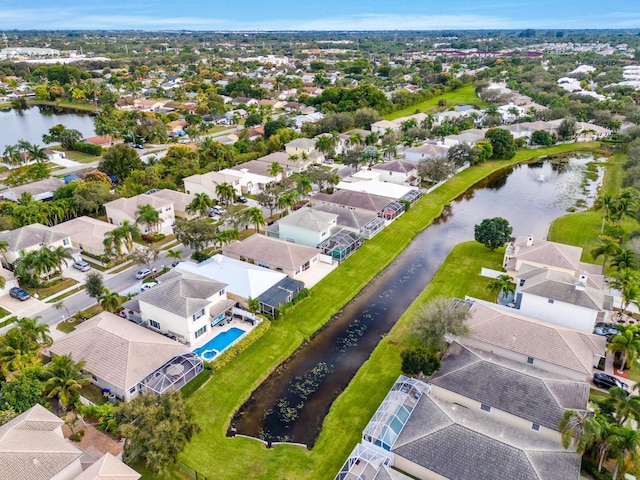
232;96;259;107
267;208;338;247
312;204;386;239
50;311;203;401
184;169;243;198
404;144;450;162
0;404;140;480
463;301;607;380
122;270;233;347
256;151;317;174
51;216;122;257
148;188;195;219
335;180;416;201
497;102;525;122
176;255;303;315
442;128;487;147
83;135;123;147
501;123;536;140
371;119;400;134
167;119;188;135
229;160;288;193
104;193;175;234
1;177;64;202
0;223;76;267
222;233;322;279
310;190;395;215
370;160;420;186
284;138;317;157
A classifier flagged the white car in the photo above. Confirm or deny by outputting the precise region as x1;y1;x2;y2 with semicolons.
135;268;152;279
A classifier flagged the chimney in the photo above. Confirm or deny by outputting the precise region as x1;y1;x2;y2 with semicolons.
526;236;534;247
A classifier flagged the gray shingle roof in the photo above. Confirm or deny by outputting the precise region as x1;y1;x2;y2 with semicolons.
312;204;378;231
135;270;227;318
0;223;69;252
222;234;318;272
521;269;605;310
429;343;588;430
277;208;337;232
311;190;391;213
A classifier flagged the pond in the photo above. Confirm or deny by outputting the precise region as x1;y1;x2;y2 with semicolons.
0;105;96;152
232;156;604;447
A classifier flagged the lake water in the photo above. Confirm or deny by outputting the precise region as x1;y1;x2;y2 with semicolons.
0;106;96;152
232;156;604;447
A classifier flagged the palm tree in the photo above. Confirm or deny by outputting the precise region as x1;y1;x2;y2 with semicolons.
594;193;617;233
3;144;21;167
559;409;601;454
592;241;621;270
215;229;239;248
296;176;312;197
315;135;334;159
16;316;52;347
0;327;41;376
51;246;73;276
277;191;298;215
27;144;48;164
215;183;235;206
0;239;9;268
115;220;136;253
608;327;640;374
245;207;265;233
603;387;640;425
98;288;122;313
611;248;637;272
44;355;90;411
610;425;640;479
348;133;363;149
383;141;397;160
136;204;160;234
166;248;183;266
486;274;516;303
187;192;214;217
267;161;284;181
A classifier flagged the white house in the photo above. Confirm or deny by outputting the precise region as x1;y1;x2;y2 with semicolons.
184;170;244;198
269;208;338;247
335;180;415;201
0;223;76;267
122;269;233;347
404;143;450;162
104;193;175;234
370;160;420;186
51;216;122;257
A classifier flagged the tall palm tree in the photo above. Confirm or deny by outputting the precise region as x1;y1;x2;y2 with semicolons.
315;135;334;159
215;183;235;206
0;327;41;376
245;207;265;233
16;316;52;347
610;425;640;480
607;327;640;373
44;355;90;411
277;191;298;215
136;204;160;234
0;239;10;268
2;144;21;167
27;144;48;164
166;248;183;266
50;245;73;276
267;161;284;181
98;288;122;313
187;192;214;217
296;176;312;197
115;220;136;253
486;274;516;303
559;409;601;454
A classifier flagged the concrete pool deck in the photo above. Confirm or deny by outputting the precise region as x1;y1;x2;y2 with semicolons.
190;317;259;360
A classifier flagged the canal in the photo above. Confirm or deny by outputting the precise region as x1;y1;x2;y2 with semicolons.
232;156;603;447
0;105;96;152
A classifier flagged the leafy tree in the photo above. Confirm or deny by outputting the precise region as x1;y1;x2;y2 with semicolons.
129;246;160;274
187;192;214;217
485;128;517;159
82;170;112;185
558;118;579;141
411;297;471;352
418;157;455;183
44;355;90;410
400;347;441;376
98;144;142;181
115;391;199;476
530;130;555;146
474;217;513;251
0;366;46;413
473;141;493;165
245;113;263;128
215;182;236;206
173;218;217;254
447;143;477;168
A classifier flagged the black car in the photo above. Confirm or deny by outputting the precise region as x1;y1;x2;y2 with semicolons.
237;196;248;203
9;287;31;301
593;322;619;338
593;373;631;393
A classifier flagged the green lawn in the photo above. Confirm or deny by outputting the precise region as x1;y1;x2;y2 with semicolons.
548;148;639;269
384;85;490;120
160;142;602;480
23;277;78;300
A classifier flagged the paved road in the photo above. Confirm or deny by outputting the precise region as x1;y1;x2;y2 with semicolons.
36;244;193;328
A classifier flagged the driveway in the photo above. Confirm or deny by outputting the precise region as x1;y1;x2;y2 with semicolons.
0;294;49;318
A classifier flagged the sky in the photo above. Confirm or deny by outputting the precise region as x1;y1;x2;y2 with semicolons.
0;0;639;31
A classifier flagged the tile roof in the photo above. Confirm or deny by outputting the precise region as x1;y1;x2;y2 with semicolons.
74;452;140;480
133;270;227;318
0;405;83;480
277;208;337;232
311;204;378;231
222;234;318;272
510;236;596;273
335;180;414;200
392;394;581;480
429;343;589;430
51;216;117;253
0;223;69;251
371;160;417;174
466;302;606;375
3;177;65;200
521;268;606;310
311;190;391;212
150;189;194;215
49;312;186;392
104;194;172;220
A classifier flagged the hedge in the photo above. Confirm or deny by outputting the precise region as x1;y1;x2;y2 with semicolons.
72;142;102;155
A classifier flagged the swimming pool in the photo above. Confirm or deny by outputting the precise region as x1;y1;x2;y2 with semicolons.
193;327;247;360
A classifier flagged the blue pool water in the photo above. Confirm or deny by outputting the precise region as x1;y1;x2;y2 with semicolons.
193;327;247;360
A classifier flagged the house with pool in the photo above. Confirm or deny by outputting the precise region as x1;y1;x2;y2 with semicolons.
122;269;236;348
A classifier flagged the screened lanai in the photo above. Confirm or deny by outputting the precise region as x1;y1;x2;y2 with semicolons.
378;201;404;221
362;376;430;451
318;230;363;262
139;352;204;395
334;443;393;480
399;189;422;205
360;216;386;239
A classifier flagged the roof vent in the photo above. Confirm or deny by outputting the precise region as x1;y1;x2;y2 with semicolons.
526;236;534;247
579;273;588;284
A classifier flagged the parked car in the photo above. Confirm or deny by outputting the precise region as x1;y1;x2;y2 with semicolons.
73;260;91;272
208;206;226;216
135;268;152;279
593;373;631;394
593;322;619;338
9;287;31;301
237;196;248;204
